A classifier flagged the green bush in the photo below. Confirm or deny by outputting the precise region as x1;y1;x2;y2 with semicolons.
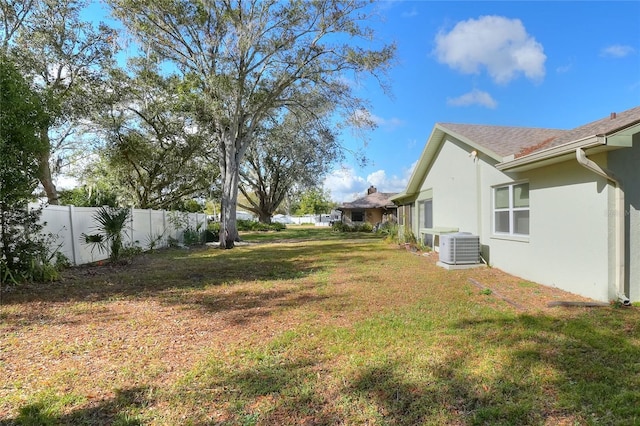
236;219;256;231
183;228;202;245
81;207;130;262
332;221;351;232
271;222;286;231
332;222;378;233
377;221;399;243
236;219;285;232
206;222;220;242
356;223;373;232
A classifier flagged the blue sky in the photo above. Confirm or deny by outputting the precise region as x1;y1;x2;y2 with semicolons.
324;1;640;202
77;1;640;203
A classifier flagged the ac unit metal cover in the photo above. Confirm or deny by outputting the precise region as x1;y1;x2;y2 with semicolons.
439;233;480;265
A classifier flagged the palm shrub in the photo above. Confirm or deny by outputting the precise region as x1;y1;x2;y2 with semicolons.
377;221;399;243
83;207;130;262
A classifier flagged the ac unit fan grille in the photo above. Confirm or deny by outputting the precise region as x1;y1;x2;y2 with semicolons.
439;233;480;265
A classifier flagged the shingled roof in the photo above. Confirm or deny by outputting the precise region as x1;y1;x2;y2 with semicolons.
531;105;640;152
436;123;567;158
439;105;640;160
392;105;640;202
338;191;397;210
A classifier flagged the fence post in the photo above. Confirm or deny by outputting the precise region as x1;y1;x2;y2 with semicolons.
149;209;153;246
162;210;167;248
68;205;79;265
130;207;135;246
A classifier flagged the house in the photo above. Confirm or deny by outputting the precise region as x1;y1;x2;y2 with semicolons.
337;186;397;227
392;106;640;304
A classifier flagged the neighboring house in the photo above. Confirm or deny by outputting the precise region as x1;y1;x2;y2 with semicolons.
337;186;397;226
392;106;640;304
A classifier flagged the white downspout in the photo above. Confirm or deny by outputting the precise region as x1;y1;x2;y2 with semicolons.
576;148;630;305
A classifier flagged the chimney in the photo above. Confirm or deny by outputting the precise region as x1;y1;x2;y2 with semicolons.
367;185;377;195
611;112;617;119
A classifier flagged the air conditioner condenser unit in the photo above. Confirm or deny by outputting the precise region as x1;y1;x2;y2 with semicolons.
439;233;480;265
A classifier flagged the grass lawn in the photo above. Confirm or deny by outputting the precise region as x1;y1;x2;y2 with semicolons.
1;227;639;425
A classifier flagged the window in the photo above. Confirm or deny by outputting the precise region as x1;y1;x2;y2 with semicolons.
351;210;364;222
398;204;414;227
421;199;433;228
493;183;529;236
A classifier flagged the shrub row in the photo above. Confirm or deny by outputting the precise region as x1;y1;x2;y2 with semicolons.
208;220;286;235
332;222;373;233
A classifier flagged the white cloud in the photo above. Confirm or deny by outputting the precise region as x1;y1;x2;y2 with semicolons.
369;113;406;129
600;44;636;58
323;167;368;202
434;15;546;84
402;7;418;18
352;109;405;130
54;174;80;190
447;89;497;109
324;163;416;203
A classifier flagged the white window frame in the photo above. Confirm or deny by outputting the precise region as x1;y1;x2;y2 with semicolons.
492;182;530;237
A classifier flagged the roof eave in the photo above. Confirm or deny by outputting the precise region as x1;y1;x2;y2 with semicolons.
498;119;640;172
436;124;504;162
497;136;604;172
389;191;409;203
399;123;505;198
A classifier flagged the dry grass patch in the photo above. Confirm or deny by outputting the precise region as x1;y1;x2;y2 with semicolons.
1;229;639;425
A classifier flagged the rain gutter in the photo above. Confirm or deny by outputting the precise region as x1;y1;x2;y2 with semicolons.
576;148;630;305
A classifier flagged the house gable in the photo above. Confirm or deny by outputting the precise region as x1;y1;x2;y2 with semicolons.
392;123;566;203
395;105;640;303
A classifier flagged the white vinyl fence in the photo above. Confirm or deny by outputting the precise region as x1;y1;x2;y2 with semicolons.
272;212;341;226
32;204;207;266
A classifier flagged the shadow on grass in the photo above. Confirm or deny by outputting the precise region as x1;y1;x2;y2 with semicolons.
3;239;387;307
345;310;640;425
0;387;152;426
174;286;336;325
177;355;344;425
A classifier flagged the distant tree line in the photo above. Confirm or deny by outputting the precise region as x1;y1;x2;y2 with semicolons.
0;0;395;252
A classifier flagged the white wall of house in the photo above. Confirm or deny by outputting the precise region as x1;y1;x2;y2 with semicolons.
489;157;613;302
417;138;485;234
413;136;615;302
608;135;640;302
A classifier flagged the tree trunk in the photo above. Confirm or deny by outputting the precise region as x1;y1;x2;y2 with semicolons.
219;139;240;249
258;211;271;224
38;132;59;205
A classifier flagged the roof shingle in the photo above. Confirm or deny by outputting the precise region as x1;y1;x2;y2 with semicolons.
437;105;640;159
339;192;397;209
437;123;566;158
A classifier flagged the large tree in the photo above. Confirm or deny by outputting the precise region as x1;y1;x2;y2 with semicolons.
0;0;117;204
294;187;334;215
95;58;219;209
239;103;341;223
109;0;395;248
0;53;50;282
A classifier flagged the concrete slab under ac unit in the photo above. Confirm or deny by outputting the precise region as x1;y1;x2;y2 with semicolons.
436;261;486;271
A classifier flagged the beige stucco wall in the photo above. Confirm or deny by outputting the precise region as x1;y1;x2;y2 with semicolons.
416;138;484;234
343;208;395;226
489;157;612;302
608;135;640;302
366;209;383;225
414;136;614;302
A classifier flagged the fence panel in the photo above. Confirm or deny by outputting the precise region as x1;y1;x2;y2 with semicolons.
38;205;77;264
71;206;111;264
149;209;167;248
30;204;206;266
